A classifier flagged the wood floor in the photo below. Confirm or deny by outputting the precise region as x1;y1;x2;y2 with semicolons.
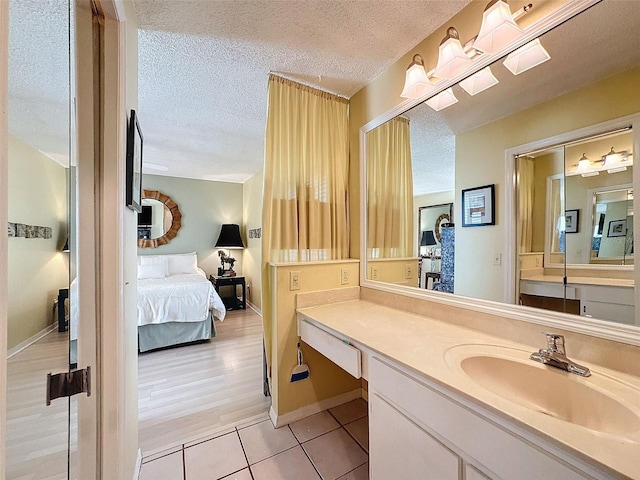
5;307;270;478
138;308;271;454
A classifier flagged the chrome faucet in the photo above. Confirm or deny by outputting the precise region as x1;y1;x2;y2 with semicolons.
530;333;591;377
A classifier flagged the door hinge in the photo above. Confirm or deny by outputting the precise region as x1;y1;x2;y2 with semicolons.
46;366;91;406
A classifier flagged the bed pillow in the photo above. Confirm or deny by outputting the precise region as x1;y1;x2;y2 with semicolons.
138;255;169;276
138;263;166;280
167;252;198;275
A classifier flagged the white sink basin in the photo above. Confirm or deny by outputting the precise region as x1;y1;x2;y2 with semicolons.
445;344;640;435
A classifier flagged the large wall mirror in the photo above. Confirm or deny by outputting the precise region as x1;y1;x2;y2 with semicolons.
137;189;182;248
362;0;640;343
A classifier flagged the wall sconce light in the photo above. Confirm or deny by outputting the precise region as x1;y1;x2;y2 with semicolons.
503;38;551;75
433;27;473;79
426;88;458;111
459;66;499;96
474;0;525;54
400;54;434;99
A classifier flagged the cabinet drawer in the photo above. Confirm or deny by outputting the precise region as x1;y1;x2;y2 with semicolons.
299;319;361;378
370;357;588;480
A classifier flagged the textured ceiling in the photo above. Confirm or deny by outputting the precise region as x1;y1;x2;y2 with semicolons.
134;0;473;182
8;0;70;166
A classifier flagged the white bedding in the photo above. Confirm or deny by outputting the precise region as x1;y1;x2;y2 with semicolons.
137;268;226;326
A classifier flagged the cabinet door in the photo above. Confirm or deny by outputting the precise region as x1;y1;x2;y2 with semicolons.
370;393;460;480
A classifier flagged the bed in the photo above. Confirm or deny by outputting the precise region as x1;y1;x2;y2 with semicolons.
137;253;226;352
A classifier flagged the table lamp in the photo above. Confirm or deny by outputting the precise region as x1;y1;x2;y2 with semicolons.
214;224;245;276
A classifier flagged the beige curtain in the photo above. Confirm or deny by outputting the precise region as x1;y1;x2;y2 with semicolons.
517;157;535;253
366;117;414;258
550;177;563;252
261;75;349;371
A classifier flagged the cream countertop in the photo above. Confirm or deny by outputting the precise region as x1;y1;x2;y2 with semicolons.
297;299;640;479
521;275;634;288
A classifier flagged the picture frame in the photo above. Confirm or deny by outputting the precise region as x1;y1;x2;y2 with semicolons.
564;209;579;233
607;219;627;237
461;184;495;227
126;109;144;213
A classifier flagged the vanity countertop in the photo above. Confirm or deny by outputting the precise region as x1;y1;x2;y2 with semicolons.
297;299;640;479
521;274;634;288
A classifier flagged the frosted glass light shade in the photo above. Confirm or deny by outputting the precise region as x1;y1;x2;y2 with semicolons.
433;27;473;79
459;67;499;96
577;153;590;172
474;0;524;54
426;88;458;111
503;39;551;75
400;54;434;99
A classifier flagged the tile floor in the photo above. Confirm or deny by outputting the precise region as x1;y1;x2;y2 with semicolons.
139;398;369;480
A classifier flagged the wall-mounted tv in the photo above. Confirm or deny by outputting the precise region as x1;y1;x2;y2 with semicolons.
138;205;153;226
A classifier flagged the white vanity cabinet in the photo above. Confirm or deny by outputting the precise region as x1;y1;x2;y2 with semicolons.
369;356;604;480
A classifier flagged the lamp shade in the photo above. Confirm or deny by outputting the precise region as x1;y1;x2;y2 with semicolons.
400;54;434;99
420;230;437;246
473;0;524;55
214;224;245;249
425;88;458;111
459;67;499;96
433;27;473;80
503;38;550;75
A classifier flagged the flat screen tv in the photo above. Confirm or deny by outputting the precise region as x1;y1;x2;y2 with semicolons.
138;205;152;226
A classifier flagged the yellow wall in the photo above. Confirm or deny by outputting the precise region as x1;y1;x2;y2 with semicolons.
270;261;361;417
8;135;68;349
367;258;419;287
456;66;640;301
243;170;263;310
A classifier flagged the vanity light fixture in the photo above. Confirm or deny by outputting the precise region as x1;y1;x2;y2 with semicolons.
503;38;550;75
459;67;499;96
474;0;525;55
400;54;434;99
607;166;628;174
581;171;600;178
433;27;473;79
602;146;629;165
425;88;458;111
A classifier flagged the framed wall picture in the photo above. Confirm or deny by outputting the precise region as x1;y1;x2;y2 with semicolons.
607;219;627;237
564;209;579;233
126;109;144;212
461;184;495;227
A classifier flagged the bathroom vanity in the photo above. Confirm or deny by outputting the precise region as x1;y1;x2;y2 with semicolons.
297;299;640;479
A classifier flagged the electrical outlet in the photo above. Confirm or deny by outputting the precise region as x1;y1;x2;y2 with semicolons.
371;267;379;280
290;271;301;290
340;268;349;285
493;253;502;266
405;264;413;279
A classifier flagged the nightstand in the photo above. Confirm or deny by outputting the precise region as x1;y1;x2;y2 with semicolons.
209;275;246;310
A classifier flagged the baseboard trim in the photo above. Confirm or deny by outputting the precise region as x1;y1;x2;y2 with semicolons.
269;388;362;427
247;301;261;316
7;322;57;359
133;448;142;480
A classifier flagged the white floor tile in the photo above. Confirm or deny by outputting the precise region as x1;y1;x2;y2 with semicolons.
344;417;369;453
290;411;340;443
139;451;183;480
251;446;320;480
329;399;368;425
185;432;247;480
337;462;369;480
238;420;298;465
303;428;368;480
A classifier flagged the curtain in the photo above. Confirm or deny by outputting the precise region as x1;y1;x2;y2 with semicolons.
366;117;414;258
261;74;349;372
517;157;535;253
549;177;564;252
